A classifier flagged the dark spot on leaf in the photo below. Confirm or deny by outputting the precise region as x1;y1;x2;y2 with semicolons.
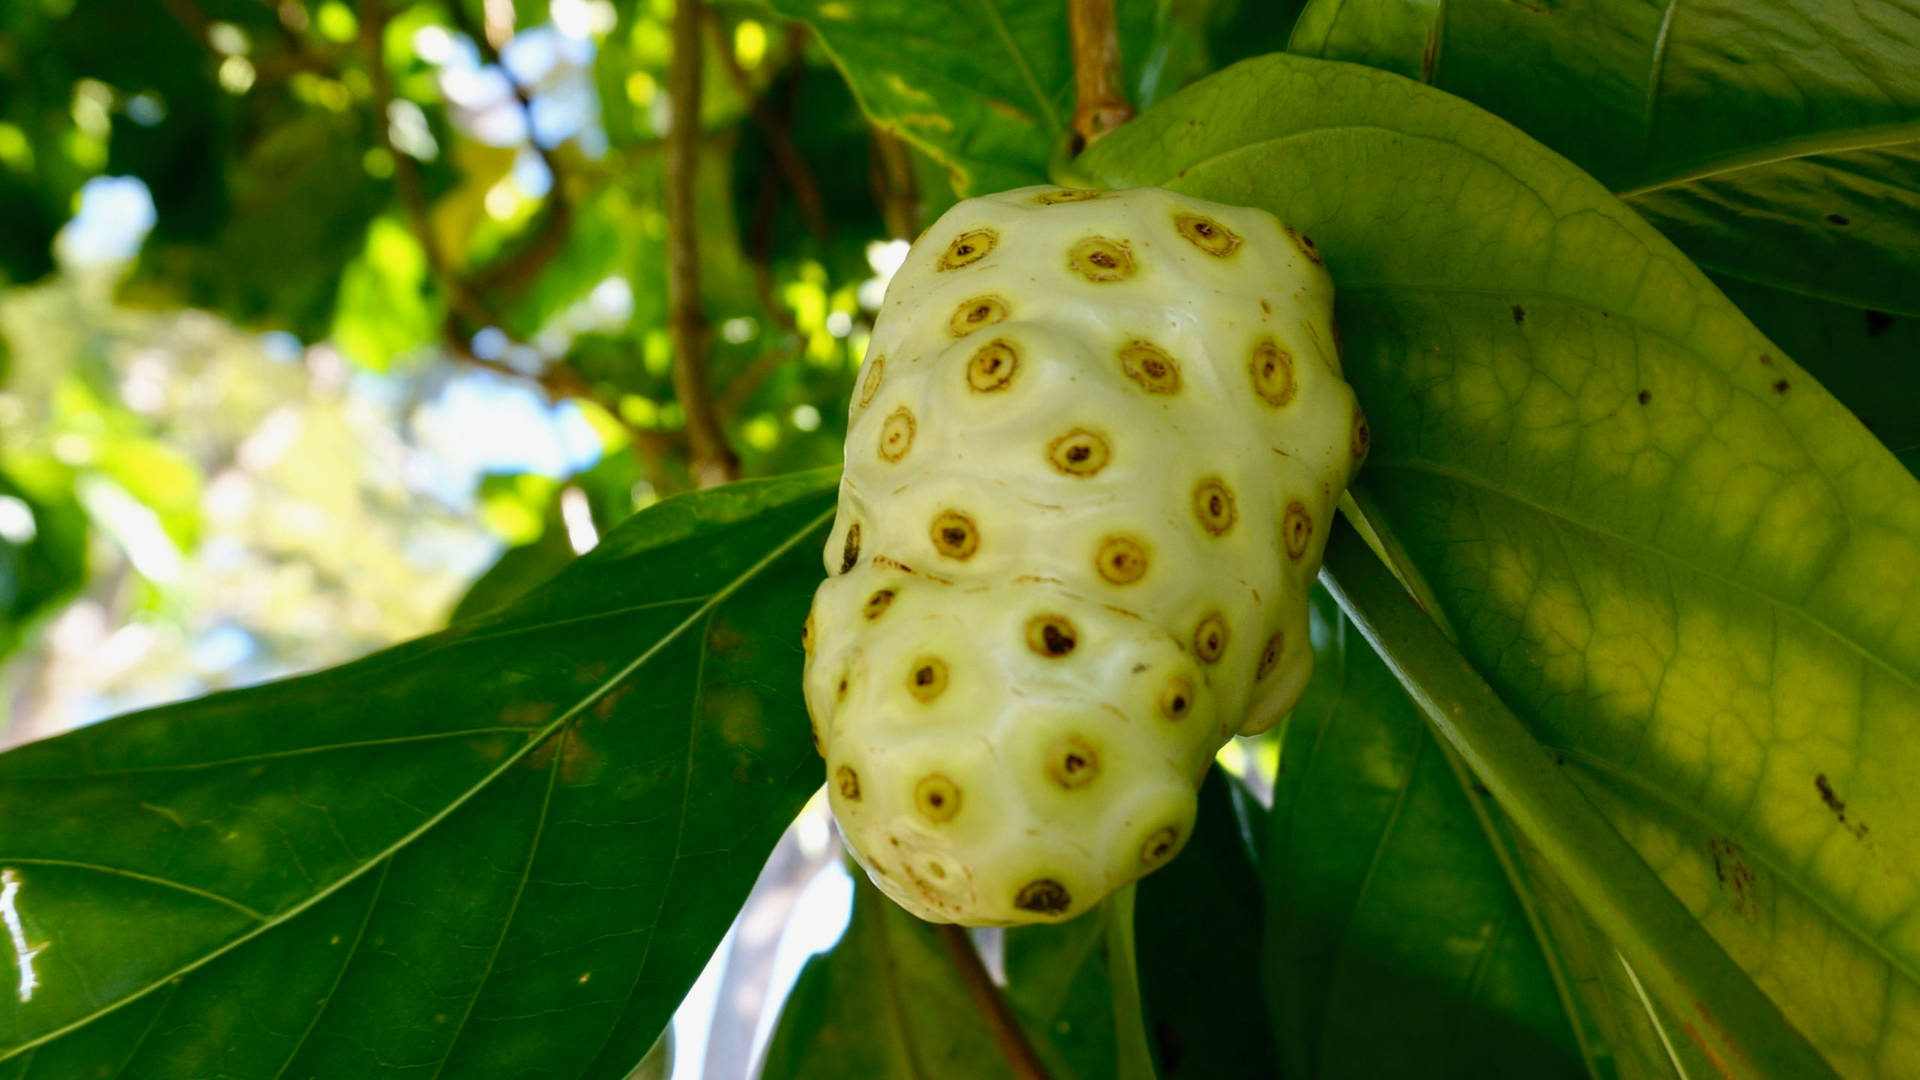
1773;379;1790;395
1511;304;1525;324
1866;310;1893;338
1826;213;1850;226
1638;389;1652;405
1155;1021;1185;1073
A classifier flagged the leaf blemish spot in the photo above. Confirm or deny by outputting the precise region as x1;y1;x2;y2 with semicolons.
1638;389;1652;405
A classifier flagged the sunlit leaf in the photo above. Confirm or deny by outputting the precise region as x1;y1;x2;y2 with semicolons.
1083;52;1920;1077
331;217;442;372
0;469;838;1076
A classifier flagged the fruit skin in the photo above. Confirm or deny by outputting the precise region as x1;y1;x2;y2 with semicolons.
804;185;1366;925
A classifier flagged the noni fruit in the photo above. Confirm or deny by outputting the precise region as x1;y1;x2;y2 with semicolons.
803;185;1366;925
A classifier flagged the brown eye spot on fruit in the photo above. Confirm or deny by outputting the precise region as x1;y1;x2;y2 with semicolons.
1283;223;1323;265
836;672;851;700
836;764;862;801
907;657;949;702
1069;237;1136;283
1096;535;1149;584
1035;188;1105;205
879;407;916;462
1159;675;1194;720
939;228;998;271
1046;735;1100;789
863;588;896;620
1025;614;1078;657
1047;428;1111;477
801;612;815;654
1015;878;1071;914
949;295;1009;337
1251;338;1297;407
1194;613;1228;663
1193;477;1237;536
1174;213;1241;257
1117;339;1180;394
1284;501;1313;561
858;355;886;409
1140;826;1180;867
915;774;962;822
931;510;980;560
967;339;1019;392
840;524;861;574
1256;633;1283;680
1351;408;1370;461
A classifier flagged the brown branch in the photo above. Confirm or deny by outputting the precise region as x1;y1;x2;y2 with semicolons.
935;925;1053;1080
1067;0;1131;148
666;0;739;487
717;342;803;420
709;16;830;245
867;123;920;240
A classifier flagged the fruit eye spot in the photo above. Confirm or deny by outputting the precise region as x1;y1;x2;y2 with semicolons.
836;673;851;699
915;775;962;822
1193;478;1237;536
1069;237;1136;282
879;407;917;462
1025;614;1079;657
949;295;1010;337
835;765;862;801
1284;223;1323;265
1352;408;1371;461
907;657;949;702
1046;735;1100;789
1047;428;1111;477
1194;613;1228;663
863;589;896;620
1251;338;1298;407
1174;212;1241;257
1257;633;1284;680
1159;675;1194;720
967;339;1019;392
939;228;998;270
1140;826;1180;866
1284;501;1314;561
840;524;861;574
858;355;886;409
1015;879;1071;914
801;613;815;653
1035;188;1105;205
931;510;980;560
1117;340;1181;394
1096;535;1149;585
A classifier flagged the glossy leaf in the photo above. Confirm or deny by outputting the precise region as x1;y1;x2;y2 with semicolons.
1267;588;1585;1078
761;0;1217;197
1289;0;1920;316
0;468;838;1076
1082;53;1920;1076
1137;768;1278;1080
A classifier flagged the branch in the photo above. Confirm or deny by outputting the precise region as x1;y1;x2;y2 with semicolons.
935;925;1053;1080
711;16;830;245
666;0;739;487
1066;0;1131;148
867;123;920;240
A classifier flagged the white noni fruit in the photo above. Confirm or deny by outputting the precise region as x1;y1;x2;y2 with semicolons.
802;185;1367;925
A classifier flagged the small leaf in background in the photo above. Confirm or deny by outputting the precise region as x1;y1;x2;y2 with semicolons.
0;469;837;1076
1266;589;1585;1078
1082;52;1920;1076
331;217;443;372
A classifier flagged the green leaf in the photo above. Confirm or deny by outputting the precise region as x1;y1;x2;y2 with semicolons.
758;867;1014;1079
331;217;443;372
1267;588;1585;1078
1289;0;1920;316
0;468;838;1075
761;0;1222;198
1081;52;1920;1076
0;467;87;663
1136;768;1278;1080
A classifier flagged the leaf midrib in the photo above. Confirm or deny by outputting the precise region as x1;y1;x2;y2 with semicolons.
0;505;836;1064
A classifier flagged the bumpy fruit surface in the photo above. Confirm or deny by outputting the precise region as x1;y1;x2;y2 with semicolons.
804;185;1366;925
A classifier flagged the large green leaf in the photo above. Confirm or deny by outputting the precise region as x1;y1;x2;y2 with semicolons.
1268;588;1586;1078
1289;0;1920;317
0;469;838;1076
1082;53;1920;1077
761;0;1217;197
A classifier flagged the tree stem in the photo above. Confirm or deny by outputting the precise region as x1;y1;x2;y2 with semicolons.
666;0;739;488
1067;0;1132;148
935;924;1052;1080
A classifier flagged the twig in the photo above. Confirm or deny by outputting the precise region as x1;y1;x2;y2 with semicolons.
1066;0;1131;148
867;123;920;240
717;342;803;419
666;0;739;487
935;925;1052;1080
